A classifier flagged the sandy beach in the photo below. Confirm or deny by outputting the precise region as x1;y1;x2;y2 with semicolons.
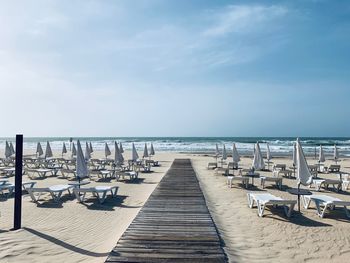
1;150;350;263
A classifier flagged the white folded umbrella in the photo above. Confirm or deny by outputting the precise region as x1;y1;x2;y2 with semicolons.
232;143;240;163
114;141;124;165
5;141;12;158
72;142;77;157
89;142;94;153
252;142;265;170
222;144;227;160
131;143;139;162
318;145;325;163
296;138;313;186
143;143;149;158
215;143;220;157
9;142;15;156
76;140;88;180
334;145;339;163
266;143;272;161
62;142;67;155
36;142;44;157
85;142;91;160
149;143;155;156
105;143;111;158
45;141;53;159
292;142;297;167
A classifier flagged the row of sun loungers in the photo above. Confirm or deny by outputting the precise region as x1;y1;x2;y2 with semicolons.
28;184;119;204
247;192;350;218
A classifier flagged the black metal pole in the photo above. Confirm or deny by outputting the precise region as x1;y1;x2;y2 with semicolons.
297;183;301;213
13;134;23;230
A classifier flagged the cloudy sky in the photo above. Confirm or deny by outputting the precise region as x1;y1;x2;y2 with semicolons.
0;0;349;137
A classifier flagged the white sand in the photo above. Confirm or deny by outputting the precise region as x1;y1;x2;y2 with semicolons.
0;151;182;263
192;155;350;263
1;151;350;262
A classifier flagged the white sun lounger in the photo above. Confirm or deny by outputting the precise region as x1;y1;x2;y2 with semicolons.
28;184;73;203
0;182;36;197
302;194;350;218
227;176;249;188
73;186;118;204
247;192;296;217
260;170;283;189
116;171;138;181
25;168;53;179
313;179;342;192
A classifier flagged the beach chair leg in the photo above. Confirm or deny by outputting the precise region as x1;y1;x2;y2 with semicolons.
285;203;295;217
247;194;255;208
97;191;107;204
258;203;266;217
28;190;38;203
301;195;311;209
316;202;328;218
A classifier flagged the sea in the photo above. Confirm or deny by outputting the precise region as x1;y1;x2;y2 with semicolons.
1;137;350;157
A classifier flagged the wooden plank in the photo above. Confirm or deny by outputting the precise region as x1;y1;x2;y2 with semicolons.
105;159;227;263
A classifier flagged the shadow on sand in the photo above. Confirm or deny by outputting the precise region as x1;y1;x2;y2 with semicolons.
23;227;110;258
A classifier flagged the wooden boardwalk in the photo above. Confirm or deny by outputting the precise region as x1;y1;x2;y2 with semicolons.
105;159;227;263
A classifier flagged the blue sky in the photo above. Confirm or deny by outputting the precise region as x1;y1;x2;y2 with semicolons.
0;0;349;137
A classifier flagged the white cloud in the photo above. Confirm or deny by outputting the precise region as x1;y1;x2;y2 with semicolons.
203;5;288;37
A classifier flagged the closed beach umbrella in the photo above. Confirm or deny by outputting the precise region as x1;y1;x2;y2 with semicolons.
85;142;91;160
114;141;123;165
62;142;67;155
76;140;88;180
5;141;12;158
252;142;265;171
131;143;139;161
72;142;77;157
334;145;339;163
119;142;124;153
296;138;313;186
215;143;220;157
105;143;111;158
292;143;297;166
232;143;240;163
266;143;272;161
10;142;15;156
318;145;325;163
143;143;149;158
150;143;155;156
89;142;94;153
45;141;53;158
222;144;227;160
36;142;44;157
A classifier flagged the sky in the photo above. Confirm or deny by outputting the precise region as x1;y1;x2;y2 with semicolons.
0;0;349;137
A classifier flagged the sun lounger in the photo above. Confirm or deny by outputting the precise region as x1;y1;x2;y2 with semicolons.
327;165;341;173
302;194;350;218
89;169;114;180
247;192;296;217
227;176;249;188
260;171;283;189
73;186;118;204
28;184;73;203
115;171;138;181
207;162;217;169
313;179;342;192
25;168;53;179
134;164;151;173
0;182;36;197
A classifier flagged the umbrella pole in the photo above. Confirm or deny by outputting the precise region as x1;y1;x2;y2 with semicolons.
297;183;301;212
